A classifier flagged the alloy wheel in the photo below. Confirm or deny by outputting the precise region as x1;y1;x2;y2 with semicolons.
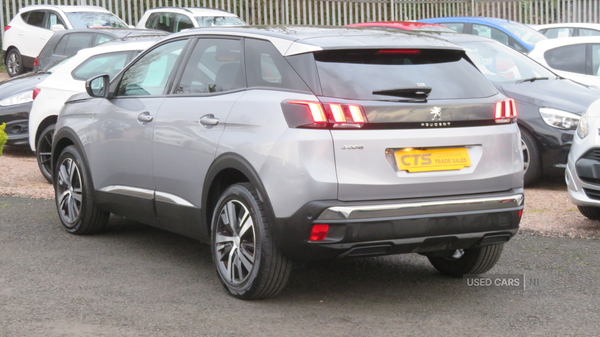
7;52;20;76
56;158;83;226
38;128;54;180
214;199;256;285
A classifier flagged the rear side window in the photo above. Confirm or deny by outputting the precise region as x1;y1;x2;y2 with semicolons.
314;49;497;100
175;38;244;94
544;44;586;74
94;34;113;45
146;12;175;32
25;11;45;28
473;24;509;45
54;33;94;57
245;39;310;92
72;51;132;81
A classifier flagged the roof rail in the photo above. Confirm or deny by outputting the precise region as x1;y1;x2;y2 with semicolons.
153;7;230;13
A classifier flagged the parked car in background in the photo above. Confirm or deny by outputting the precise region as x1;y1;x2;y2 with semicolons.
347;21;455;32
0;70;54;147
528;36;600;88
566;98;600;220
418;17;547;52
52;26;523;299
347;23;600;185
30;36;161;182
136;7;246;33
33;28;168;72
535;23;600;38
2;5;130;77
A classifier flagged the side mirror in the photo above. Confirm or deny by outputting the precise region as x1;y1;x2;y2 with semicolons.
51;24;65;31
85;74;110;98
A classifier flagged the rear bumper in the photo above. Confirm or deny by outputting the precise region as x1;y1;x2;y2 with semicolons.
273;190;523;260
0;106;30;147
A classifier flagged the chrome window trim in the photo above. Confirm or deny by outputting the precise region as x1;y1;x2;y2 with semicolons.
317;193;524;221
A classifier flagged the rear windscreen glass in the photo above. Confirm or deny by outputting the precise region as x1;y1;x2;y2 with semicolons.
314;49;498;100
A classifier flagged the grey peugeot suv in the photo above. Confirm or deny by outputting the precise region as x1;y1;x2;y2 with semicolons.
51;26;524;299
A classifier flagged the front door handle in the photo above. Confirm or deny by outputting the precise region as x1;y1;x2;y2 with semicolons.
199;114;219;127
137;112;154;123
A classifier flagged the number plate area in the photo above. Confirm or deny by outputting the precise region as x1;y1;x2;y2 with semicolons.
394;148;471;173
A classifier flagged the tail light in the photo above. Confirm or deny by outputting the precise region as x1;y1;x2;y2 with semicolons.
32;88;41;100
494;98;517;123
4;25;11;32
282;100;368;129
33;57;39;67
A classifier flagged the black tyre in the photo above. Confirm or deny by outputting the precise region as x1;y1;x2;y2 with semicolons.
427;243;504;277
577;206;600;220
5;48;25;77
36;124;55;183
211;183;292;299
520;128;542;186
54;145;109;235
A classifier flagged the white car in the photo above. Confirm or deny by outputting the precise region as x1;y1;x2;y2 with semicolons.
535;23;600;38
528;36;600;87
136;7;246;33
567;98;600;220
29;37;159;182
2;5;130;77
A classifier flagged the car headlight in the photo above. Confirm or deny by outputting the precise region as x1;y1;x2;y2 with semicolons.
539;108;580;130
577;112;589;139
0;90;34;107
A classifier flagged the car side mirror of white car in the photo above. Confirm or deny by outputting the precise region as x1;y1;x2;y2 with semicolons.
51;24;66;31
86;74;110;98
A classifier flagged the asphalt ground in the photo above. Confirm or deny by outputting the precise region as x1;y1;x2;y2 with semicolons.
1;196;599;336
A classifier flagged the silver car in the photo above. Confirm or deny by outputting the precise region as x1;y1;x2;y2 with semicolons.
51;27;524;299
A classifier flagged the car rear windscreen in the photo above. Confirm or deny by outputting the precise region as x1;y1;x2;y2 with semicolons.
314;49;498;100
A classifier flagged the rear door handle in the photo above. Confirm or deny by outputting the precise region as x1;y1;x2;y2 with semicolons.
199;114;219;126
137;112;154;123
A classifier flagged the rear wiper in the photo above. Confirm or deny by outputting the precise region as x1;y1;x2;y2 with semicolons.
515;77;549;83
372;87;432;99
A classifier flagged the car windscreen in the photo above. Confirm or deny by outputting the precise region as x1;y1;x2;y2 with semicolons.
195;16;246;27
458;40;556;82
314;49;497;100
66;12;129;29
499;22;547;45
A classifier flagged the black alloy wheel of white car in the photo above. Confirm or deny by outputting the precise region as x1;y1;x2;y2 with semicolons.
5;48;25;77
37;124;55;183
211;183;292;299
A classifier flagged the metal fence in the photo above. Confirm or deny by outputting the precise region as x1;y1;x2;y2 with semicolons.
2;0;600;40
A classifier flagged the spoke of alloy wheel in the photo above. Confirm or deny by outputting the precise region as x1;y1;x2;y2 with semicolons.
226;201;238;233
236;250;244;280
238;247;254;271
57;190;70;207
238;212;252;237
59;163;70;187
227;246;237;281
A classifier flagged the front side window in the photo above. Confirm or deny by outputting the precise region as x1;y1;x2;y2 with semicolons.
592;45;600;76
440;22;464;33
72;51;132;81
315;49;497;100
195;16;246;27
175;14;195;32
117;39;187;96
544;44;586;74
580;28;600;37
499;21;547;46
94;34;113;45
47;12;66;29
65;12;128;29
176;38;244;94
473;24;509;45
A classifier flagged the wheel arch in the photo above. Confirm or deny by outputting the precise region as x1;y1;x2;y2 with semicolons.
35;115;58;142
202;153;276;238
51;127;92;187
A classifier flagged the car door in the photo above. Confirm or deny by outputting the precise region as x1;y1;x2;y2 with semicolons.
151;37;246;239
19;10;55;59
89;38;189;226
543;43;591;85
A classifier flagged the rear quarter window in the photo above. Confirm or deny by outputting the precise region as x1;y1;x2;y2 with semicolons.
314;49;498;100
544;44;586;74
